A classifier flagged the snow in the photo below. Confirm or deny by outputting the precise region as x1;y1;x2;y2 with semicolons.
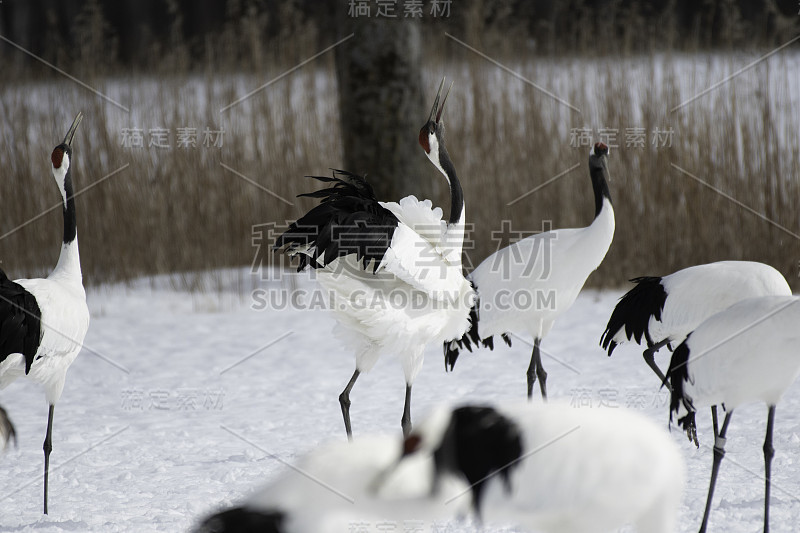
1;268;800;532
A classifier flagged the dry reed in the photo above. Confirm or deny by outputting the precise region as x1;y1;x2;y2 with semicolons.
1;5;798;291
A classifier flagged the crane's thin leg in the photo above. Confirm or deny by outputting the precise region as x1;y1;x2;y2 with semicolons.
43;404;55;515
526;345;536;400
401;385;412;437
339;370;360;441
699;410;733;533
643;339;671;388
711;405;719;439
534;339;547;400
763;405;776;533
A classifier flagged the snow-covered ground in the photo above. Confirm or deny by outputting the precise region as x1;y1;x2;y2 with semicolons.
1;269;799;532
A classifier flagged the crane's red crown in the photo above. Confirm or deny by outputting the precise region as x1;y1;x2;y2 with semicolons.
51;147;65;169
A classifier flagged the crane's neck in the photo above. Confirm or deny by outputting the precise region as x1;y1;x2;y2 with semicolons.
439;150;464;227
590;161;612;219
583;161;615;268
428;135;464;227
431;142;466;265
50;168;83;284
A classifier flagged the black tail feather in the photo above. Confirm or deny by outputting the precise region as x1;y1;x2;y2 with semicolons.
600;276;667;356
444;283;512;371
666;337;697;444
444;300;482;371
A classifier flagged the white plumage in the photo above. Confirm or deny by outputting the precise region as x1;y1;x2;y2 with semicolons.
472;197;614;339
0;113;90;513
2;270;90;404
667;295;800;533
446;143;614;400
194;435;470;533
396;402;685;533
318;196;472;382
274;80;473;438
601;260;791;384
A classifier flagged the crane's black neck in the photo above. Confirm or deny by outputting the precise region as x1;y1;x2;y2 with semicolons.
439;147;464;226
590;160;612;219
62;171;77;244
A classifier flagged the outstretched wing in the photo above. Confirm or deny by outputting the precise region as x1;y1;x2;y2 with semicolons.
276;170;469;302
274;170;399;272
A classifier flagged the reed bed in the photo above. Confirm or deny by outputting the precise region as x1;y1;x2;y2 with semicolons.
1;31;798;290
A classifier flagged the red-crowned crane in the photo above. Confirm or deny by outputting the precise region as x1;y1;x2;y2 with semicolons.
444;143;614;400
386;402;685;533
193;434;469;533
0;113;90;513
600;261;791;384
667;295;800;533
275;79;474;438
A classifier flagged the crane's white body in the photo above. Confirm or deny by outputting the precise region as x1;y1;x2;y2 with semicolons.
472;197;614;341
319;198;473;383
609;261;791;350
0;241;89;404
673;295;800;420
198;435;470;533
415;402;685;533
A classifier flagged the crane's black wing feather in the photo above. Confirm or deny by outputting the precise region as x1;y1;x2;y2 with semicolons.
0;269;42;374
275;170;399;273
600;276;668;356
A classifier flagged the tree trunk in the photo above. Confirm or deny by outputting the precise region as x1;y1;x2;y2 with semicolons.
335;14;427;202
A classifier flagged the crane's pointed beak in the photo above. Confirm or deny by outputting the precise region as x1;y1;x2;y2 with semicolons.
428;77;449;124
63;112;83;147
436;81;453;124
